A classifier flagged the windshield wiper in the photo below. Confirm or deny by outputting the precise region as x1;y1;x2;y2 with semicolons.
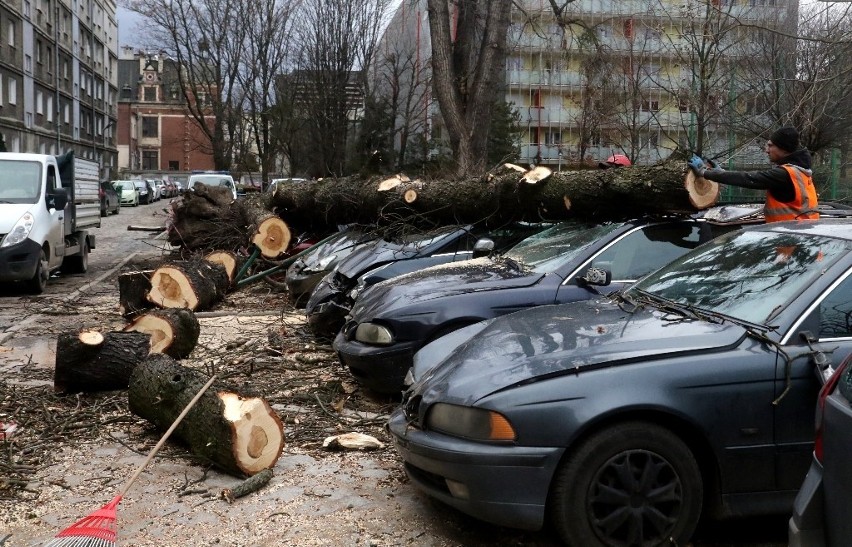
630;289;701;320
630;289;775;332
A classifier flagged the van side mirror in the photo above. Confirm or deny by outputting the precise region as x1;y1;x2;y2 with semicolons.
472;238;495;258
49;188;68;210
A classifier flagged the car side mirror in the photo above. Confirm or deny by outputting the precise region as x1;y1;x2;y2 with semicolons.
577;267;612;287
472;238;495;259
49;188;68;210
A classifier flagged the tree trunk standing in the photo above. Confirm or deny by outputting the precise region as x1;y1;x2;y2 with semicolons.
128;355;285;477
426;0;512;177
54;331;151;393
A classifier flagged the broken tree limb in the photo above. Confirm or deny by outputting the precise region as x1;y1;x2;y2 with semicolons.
128;355;285;477
123;308;200;359
54;330;151;393
268;159;719;231
118;270;154;318
220;467;274;503
147;260;230;311
204;251;244;285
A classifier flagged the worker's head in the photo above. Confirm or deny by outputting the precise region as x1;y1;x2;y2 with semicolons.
598;154;632;169
767;126;799;162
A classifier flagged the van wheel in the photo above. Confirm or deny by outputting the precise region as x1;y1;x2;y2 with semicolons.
548;421;703;547
26;249;49;294
61;241;89;274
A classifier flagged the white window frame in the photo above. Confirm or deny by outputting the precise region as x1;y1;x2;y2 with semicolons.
36;90;43;114
47;97;53;121
8;78;16;105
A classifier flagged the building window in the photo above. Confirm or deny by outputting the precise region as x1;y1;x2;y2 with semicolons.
169;160;180;170
142;150;158;170
8;78;16;105
141;116;158;138
144;86;156;102
26;112;32;128
0;74;3;106
8;21;15;46
64;103;70;123
36;91;43;114
25;55;32;74
47;98;53;122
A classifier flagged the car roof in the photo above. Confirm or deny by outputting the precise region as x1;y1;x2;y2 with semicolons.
743;218;852;240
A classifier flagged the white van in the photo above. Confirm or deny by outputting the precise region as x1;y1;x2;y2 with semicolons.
186;173;237;200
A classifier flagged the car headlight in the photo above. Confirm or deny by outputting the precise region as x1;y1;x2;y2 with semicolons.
354;322;394;345
2;212;35;248
426;403;516;442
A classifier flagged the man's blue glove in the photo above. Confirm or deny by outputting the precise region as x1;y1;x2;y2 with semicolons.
687;154;705;177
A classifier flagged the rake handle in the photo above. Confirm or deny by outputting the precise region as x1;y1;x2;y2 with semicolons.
119;374;218;497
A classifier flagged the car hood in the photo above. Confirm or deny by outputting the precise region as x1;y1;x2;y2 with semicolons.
0;204;37;232
290;231;374;275
335;227;467;278
352;257;544;318
412;298;748;403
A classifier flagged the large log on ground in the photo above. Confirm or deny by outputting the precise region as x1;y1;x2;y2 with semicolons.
123;308;200;359
204;251;244;285
54;330;151;393
128;355;285;477
147;260;230;311
118;270;154;318
240;200;292;258
269;158;718;231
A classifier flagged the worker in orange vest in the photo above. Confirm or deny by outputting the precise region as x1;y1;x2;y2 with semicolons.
687;126;819;222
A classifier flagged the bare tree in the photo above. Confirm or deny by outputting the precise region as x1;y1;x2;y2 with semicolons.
426;0;512;177
294;0;391;177
128;0;244;170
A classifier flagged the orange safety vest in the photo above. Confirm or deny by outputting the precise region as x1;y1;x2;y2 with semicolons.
764;164;819;222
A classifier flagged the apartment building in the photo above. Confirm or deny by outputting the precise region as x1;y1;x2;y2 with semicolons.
0;0;118;177
116;47;215;174
378;0;797;170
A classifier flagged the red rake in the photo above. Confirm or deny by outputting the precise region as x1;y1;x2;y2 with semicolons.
45;374;218;547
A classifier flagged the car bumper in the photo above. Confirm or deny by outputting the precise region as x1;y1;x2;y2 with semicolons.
307;299;350;339
387;408;562;531
788;454;826;547
334;333;416;395
0;239;42;282
285;271;327;306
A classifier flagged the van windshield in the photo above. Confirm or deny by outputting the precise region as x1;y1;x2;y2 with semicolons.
190;175;232;188
0;160;42;204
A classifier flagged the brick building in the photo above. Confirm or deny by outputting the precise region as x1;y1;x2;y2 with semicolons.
115;47;214;175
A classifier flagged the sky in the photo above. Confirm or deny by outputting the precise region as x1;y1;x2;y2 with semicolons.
116;6;145;49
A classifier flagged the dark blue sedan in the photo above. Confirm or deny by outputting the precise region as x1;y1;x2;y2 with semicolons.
390;220;852;546
336;207;752;394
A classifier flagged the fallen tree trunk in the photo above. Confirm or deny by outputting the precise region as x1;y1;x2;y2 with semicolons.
204;251;244;285
268;159;718;232
147;260;230;311
54;330;151;393
128;355;285;477
123;308;200;359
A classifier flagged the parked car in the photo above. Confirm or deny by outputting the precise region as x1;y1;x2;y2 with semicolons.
113;180;139;207
164;181;177;198
99;181;120;216
146;180;161;201
285;227;377;307
174;180;185;194
133;180;151;204
390;219;852;546
336;207;754;394
789;353;852;547
306;223;549;338
267;178;307;193
187;173;237;200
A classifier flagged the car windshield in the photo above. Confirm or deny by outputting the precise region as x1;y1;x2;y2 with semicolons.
628;229;850;324
0;160;41;203
133;181;146;190
191;175;231;187
114;181;134;190
505;221;622;273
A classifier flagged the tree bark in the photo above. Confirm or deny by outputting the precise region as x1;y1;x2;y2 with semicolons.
204;251;244;285
118;270;154;318
54;330;151;393
124;308;201;359
128;355;285;477
147;260;230;311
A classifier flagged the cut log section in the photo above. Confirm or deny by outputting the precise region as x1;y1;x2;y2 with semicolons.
54;330;151;393
204;251;244;285
124;308;200;359
118;270;154;318
147;260;230;311
128;355;285;477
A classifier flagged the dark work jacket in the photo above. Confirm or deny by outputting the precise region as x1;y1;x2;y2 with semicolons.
702;148;813;203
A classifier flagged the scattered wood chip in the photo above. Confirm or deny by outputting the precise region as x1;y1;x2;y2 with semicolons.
322;432;385;451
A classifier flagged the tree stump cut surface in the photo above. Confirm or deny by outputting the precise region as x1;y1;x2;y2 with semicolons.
128;355;285;477
124;308;200;359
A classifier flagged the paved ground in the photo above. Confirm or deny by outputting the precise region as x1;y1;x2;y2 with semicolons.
0;199;789;546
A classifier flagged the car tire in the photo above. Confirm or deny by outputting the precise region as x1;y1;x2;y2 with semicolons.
61;240;89;274
548;421;703;547
26;249;49;294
